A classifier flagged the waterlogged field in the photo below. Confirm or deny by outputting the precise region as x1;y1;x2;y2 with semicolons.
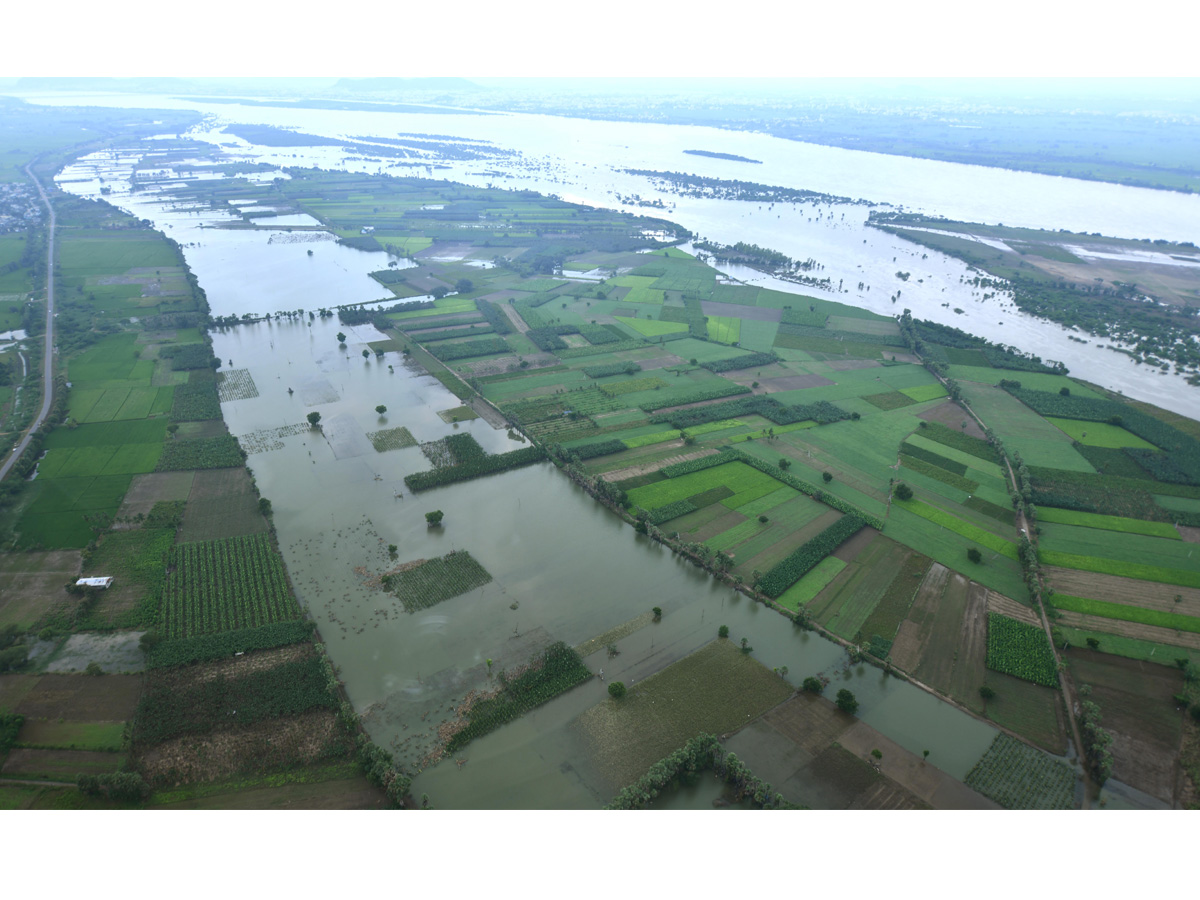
28;146;1200;809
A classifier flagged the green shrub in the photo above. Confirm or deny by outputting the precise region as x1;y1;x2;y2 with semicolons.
608;681;627;699
802;676;823;694
836;689;859;714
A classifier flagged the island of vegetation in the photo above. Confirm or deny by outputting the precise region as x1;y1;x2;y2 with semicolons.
683;149;762;164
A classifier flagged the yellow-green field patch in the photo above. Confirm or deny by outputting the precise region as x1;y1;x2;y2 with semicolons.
1045;418;1157;449
776;557;847;611
615;316;688;337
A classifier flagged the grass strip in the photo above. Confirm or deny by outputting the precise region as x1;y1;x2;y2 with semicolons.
1037;550;1200;588
1051;594;1200;634
896;498;1018;559
1036;507;1181;539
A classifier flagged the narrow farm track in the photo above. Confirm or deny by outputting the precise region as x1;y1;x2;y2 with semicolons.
926;361;1091;807
0;163;55;483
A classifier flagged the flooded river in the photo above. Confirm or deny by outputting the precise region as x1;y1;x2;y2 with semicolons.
46;99;1182;807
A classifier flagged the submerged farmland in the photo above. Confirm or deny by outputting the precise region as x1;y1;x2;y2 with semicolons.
9;138;1197;810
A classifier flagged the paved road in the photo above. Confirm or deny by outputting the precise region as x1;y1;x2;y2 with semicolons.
0;164;55;482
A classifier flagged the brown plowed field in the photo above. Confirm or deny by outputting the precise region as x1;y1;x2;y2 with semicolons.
137;707;349;786
0;550;82;629
1;748;122;779
14;674;142;720
1066;649;1183;804
1045;567;1200;618
1057;610;1200;651
890;564;951;673
599;449;717;483
917;399;987;439
987;590;1040;625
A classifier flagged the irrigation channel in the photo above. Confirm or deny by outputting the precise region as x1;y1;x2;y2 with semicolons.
47;112;1184;807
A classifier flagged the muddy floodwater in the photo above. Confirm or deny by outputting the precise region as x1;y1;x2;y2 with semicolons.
53;132;1178;809
206;312;1001;808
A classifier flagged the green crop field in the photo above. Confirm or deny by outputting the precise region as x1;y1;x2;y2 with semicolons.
706;316;741;344
1038;551;1200;588
160;534;300;638
627;461;784;512
1044;417;1157;449
614;316;687;337
946;366;1103;398
1036;507;1180;538
67;334;147;384
1055;628;1200;667
384;550;493;613
58;235;179;273
986;613;1058;687
957;382;1097;472
894;497;1018;559
900;383;948;402
1038;522;1200;572
775;557;847;611
883;506;1026;597
1052;594;1200;634
964;733;1075;809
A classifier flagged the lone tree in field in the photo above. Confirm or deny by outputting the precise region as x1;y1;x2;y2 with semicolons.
802;676;824;694
425;510;444;527
836;688;859;714
779;458;792;470
893;482;913;501
822;471;833;483
336;332;347;345
306;411;322;428
376;405;387;416
455;278;473;293
967;547;983;564
979;685;995;702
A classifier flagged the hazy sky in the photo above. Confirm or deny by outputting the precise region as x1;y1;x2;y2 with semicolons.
6;0;1193;78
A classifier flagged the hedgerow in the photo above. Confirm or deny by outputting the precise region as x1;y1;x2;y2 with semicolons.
757;515;866;598
648;499;698;525
427;336;510;361
146;621;316;669
411;325;495;342
700;351;778;373
582;361;640;379
637;382;751;412
445;642;591;753
659;452;730;478
605;733;791;810
404;445;546;492
475;299;513;334
571;439;629;459
899;441;969;476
